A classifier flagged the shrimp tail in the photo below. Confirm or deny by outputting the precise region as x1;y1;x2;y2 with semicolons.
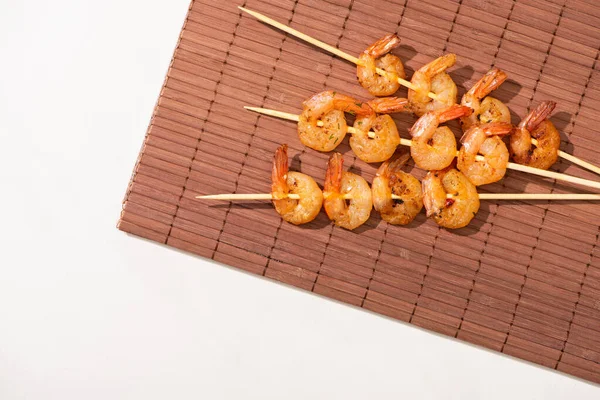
471;68;508;99
437;104;473;123
365;34;401;57
271;144;289;199
422;53;456;76
481;122;513;137
332;92;374;116
524;101;557;132
324;152;344;195
367;97;412;114
377;152;410;178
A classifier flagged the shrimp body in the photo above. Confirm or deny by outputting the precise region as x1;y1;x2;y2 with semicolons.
422;167;480;229
479;97;511;125
372;153;423;225
298;91;374;152
350;98;411;163
351;114;400;163
409;105;472;170
510;101;559;170
408;54;458;117
357;34;406;96
323;153;372;230
457;122;513;186
271;145;324;225
461;68;511;130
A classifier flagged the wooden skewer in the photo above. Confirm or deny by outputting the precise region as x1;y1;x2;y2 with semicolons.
532;139;600;176
244;106;600;191
196;193;600;201
238;6;438;101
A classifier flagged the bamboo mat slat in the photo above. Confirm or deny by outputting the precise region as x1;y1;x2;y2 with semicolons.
118;0;600;384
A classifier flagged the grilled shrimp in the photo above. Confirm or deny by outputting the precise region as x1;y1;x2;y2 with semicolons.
298;91;374;152
457;122;513;186
271;144;324;225
372;153;423;225
510;101;560;170
461;68;511;131
323;153;372;230
410;105;472;170
408;54;458;117
357;34;406;96
350;97;412;163
422;167;480;229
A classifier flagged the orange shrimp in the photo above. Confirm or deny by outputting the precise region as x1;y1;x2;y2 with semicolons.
357;34;406;96
351;97;412;163
409;105;472;170
372;153;423;225
510;101;560;170
422;166;480;229
408;54;458;117
323;153;372;230
271;145;324;225
298;91;374;152
461;68;511;131
457;123;513;186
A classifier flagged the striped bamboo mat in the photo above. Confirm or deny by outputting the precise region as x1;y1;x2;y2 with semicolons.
118;0;600;384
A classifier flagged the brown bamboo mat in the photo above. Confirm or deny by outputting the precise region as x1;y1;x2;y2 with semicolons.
118;0;600;384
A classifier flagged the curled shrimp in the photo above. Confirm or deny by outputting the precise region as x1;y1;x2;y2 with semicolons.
510;101;560;170
357;34;406;96
271;144;324;225
457;122;513;186
409;105;472;170
298;91;374;152
372;153;423;225
350;97;412;163
461;68;511;131
408;54;458;117
422;167;480;229
323;153;372;230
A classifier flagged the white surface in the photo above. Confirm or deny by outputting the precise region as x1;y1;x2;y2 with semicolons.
0;1;598;398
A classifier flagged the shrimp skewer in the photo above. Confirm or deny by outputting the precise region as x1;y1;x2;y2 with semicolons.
357;34;406;96
239;7;438;100
323;153;373;230
409;54;458;117
372;153;423;225
460;68;511;131
457;122;513;186
245;106;600;191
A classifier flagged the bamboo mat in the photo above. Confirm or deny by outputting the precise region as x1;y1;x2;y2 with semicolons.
118;0;600;384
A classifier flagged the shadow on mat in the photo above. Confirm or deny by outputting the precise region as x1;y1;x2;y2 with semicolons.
451;65;475;93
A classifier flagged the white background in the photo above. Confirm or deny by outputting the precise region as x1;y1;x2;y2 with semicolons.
1;0;598;398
